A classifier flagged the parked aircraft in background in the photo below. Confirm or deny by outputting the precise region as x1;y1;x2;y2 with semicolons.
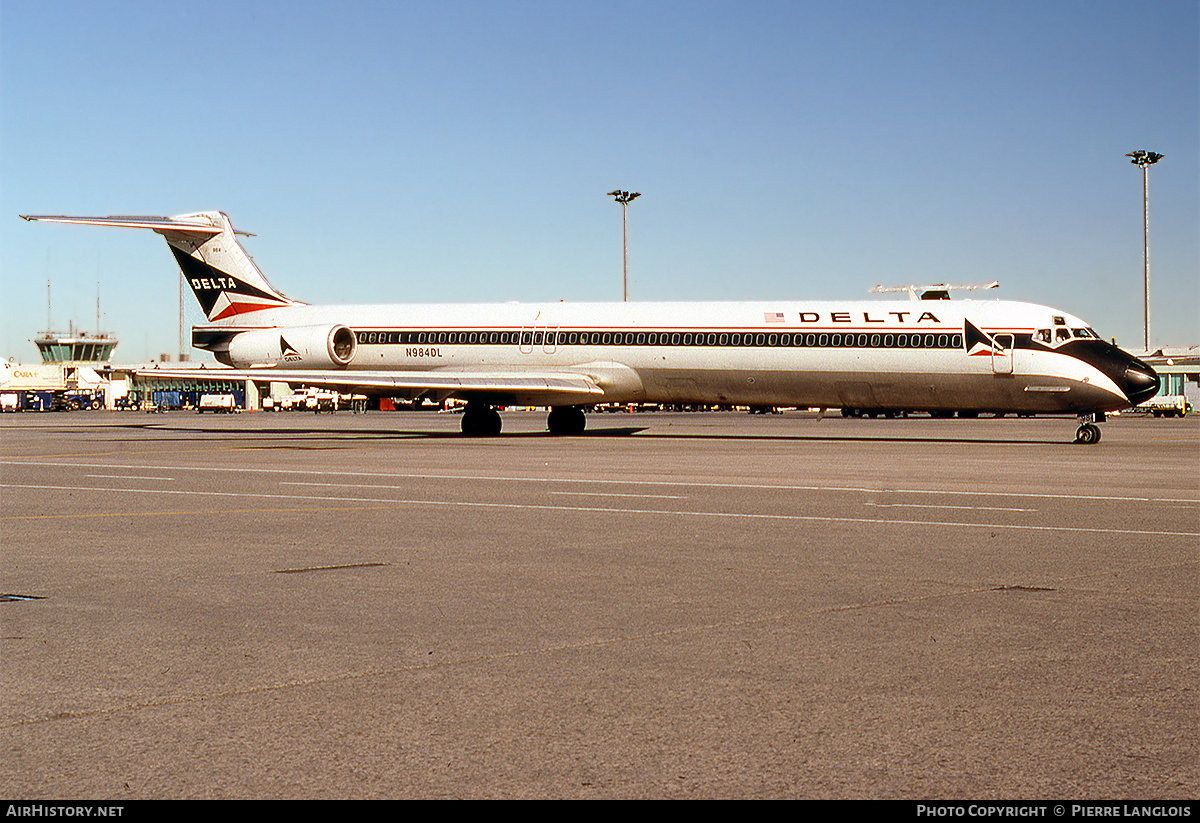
21;211;1159;443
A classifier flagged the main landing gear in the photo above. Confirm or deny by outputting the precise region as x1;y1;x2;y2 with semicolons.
461;402;502;437
547;405;587;436
459;404;588;437
1074;412;1105;445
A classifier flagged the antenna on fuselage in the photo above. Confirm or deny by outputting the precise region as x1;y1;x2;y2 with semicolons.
869;281;999;301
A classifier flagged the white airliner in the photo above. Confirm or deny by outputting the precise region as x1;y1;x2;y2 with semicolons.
20;211;1159;443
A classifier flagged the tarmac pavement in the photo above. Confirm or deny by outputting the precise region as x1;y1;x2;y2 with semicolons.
1;410;1196;798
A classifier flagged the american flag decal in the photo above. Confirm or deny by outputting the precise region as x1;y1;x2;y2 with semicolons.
764;312;785;323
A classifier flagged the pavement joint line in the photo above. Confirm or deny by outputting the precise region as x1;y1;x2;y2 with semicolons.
2;460;1195;505
2;482;1197;538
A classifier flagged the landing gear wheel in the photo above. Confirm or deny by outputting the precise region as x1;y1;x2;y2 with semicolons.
1074;423;1101;445
547;406;587;436
462;404;502;437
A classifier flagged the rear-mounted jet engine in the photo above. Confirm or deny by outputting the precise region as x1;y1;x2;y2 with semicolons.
224;324;357;369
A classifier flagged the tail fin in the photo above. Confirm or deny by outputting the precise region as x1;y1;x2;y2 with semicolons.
20;211;301;322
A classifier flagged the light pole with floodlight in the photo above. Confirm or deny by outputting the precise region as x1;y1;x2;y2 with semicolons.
607;190;640;301
1126;150;1163;352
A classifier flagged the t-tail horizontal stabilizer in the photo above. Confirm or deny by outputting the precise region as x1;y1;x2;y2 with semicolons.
20;212;300;322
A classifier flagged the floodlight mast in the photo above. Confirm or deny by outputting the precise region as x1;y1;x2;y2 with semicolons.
1126;150;1163;352
607;190;641;301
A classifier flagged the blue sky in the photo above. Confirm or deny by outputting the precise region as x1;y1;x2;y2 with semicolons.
2;0;1196;361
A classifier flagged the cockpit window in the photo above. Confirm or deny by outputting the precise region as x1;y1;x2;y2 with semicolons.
1056;328;1071;342
1036;329;1052;343
1072;328;1094;339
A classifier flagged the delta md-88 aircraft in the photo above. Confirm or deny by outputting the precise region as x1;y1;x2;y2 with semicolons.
21;211;1160;443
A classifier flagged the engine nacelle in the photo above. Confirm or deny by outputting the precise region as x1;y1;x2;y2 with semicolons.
225;324;357;369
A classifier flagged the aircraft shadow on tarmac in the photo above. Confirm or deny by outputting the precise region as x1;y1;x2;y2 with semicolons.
112;422;1069;446
121;423;650;441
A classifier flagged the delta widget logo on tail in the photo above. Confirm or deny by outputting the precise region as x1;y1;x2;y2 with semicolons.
172;246;294;321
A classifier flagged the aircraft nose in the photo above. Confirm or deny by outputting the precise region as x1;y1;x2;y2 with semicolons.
1122;362;1160;406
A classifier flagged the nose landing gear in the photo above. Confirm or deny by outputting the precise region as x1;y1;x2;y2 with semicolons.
1074;412;1105;445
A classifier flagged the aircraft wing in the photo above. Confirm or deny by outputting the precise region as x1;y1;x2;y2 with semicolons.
129;367;607;402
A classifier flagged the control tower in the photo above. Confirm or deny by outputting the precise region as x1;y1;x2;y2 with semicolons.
34;324;118;364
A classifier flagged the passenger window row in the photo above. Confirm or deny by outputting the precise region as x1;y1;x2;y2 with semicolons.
355;329;966;349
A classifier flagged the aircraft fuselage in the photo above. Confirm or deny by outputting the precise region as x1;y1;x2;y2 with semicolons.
195;298;1158;416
